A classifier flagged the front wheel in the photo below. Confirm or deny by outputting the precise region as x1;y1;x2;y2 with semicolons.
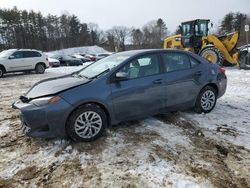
0;67;5;78
199;47;224;65
194;86;217;113
66;104;107;142
35;63;45;74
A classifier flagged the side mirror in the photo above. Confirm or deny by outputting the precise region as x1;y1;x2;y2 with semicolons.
8;55;15;59
114;72;128;81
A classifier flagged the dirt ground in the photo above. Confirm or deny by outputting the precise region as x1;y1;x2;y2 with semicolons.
0;68;250;188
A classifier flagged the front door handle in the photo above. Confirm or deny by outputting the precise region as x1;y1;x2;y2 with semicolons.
195;71;202;76
153;79;163;84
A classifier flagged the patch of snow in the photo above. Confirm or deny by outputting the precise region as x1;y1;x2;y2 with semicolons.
48;45;108;56
0;121;10;137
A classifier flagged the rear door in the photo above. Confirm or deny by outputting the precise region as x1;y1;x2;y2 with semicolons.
110;53;167;121
161;52;203;108
22;51;42;69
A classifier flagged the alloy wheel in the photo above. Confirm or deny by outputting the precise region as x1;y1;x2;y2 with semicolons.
201;90;216;111
74;111;102;139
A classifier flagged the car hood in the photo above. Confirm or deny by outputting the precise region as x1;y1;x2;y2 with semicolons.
25;75;90;99
0;57;6;61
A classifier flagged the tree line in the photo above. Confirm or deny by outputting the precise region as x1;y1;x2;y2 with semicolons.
0;6;249;52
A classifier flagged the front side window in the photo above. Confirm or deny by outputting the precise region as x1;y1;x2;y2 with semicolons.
119;54;160;79
12;51;23;59
162;53;191;72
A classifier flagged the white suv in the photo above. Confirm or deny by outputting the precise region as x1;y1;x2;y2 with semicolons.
0;49;49;78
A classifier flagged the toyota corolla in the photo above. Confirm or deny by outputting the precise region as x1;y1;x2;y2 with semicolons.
13;49;227;142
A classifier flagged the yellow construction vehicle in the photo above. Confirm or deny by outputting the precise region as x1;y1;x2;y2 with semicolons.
164;19;249;68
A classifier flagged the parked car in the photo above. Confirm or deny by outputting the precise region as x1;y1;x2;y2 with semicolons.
84;54;96;61
48;57;60;67
95;53;112;61
13;49;227;142
71;54;91;63
238;44;250;69
0;49;49;78
51;55;82;66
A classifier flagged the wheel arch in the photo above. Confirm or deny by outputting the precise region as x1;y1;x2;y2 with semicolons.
65;101;111;129
201;83;218;95
0;64;6;72
198;45;215;55
36;62;46;68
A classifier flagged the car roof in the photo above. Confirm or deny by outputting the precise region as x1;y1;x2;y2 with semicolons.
115;49;190;56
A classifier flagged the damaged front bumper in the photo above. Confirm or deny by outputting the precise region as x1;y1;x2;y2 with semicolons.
12;97;73;139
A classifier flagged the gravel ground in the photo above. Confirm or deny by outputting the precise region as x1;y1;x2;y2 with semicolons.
0;67;249;188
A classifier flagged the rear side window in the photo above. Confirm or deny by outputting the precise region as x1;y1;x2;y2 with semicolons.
162;53;191;72
190;57;200;67
23;51;42;58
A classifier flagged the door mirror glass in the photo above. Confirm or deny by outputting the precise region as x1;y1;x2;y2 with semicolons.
8;55;15;59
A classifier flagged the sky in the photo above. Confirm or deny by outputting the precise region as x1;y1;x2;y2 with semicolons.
0;0;250;33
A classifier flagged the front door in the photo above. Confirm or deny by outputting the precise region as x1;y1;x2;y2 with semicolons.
7;51;25;71
110;53;166;122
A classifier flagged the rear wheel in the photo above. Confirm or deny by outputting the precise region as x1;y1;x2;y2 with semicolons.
0;67;5;78
35;63;45;74
195;86;217;113
200;47;224;65
66;104;107;142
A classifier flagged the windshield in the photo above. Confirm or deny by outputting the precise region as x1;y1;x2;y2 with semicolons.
77;53;131;79
0;49;16;58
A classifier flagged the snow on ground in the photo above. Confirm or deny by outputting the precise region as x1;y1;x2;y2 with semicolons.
48;45;108;56
0;66;249;187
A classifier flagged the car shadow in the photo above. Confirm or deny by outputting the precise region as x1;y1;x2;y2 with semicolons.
2;71;37;78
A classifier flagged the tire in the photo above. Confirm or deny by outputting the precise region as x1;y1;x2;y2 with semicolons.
0;67;5;78
194;86;217;113
66;104;107;142
35;63;45;74
199;47;224;65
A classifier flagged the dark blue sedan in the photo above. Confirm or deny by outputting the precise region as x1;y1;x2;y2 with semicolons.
13;49;227;142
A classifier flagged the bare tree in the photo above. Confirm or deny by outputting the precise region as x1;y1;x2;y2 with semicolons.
112;26;131;51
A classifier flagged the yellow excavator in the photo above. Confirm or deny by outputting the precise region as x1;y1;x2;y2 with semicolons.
164;19;249;69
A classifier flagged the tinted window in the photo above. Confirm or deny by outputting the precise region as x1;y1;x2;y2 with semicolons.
190;57;200;67
23;51;41;58
162;53;191;72
120;54;160;79
12;51;23;59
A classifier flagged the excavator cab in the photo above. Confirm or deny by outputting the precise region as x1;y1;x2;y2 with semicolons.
181;19;210;51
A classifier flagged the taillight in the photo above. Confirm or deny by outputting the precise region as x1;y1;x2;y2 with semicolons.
219;67;226;75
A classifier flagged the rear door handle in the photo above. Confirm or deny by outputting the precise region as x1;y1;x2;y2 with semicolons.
195;71;202;76
153;79;163;84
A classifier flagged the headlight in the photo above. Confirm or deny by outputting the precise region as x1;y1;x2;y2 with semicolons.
30;96;61;107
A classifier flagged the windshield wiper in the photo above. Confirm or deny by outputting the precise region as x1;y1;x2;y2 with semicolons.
71;73;89;79
90;68;110;79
